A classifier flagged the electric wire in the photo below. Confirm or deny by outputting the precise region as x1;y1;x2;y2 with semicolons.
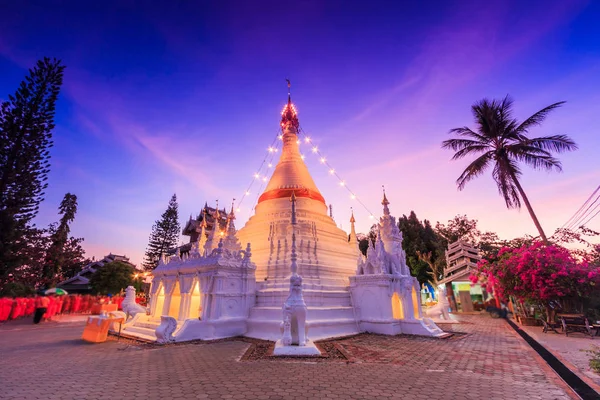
565;188;600;231
561;185;600;230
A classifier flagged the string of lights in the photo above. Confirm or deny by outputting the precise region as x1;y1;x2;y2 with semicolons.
295;125;377;220
238;97;377;223
235;132;282;212
237;126;378;223
251;144;280;211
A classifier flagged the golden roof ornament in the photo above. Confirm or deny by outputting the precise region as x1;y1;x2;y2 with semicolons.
281;79;299;131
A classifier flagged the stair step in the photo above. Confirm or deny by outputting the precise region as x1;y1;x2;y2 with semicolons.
249;306;355;320
257;288;350;295
122;325;157;339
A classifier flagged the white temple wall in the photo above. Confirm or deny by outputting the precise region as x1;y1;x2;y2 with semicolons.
237;197;357;285
412;287;422;319
349;274;440;337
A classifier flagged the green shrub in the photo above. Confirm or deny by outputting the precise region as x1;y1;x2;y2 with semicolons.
588;347;600;374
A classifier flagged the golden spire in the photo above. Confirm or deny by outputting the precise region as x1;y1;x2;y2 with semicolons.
200;207;207;228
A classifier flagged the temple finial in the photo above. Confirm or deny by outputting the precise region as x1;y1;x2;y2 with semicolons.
214;200;221;222
281;80;299;131
382;185;389;206
350;207;356;223
382;185;390;216
200;207;207;228
229;198;236;217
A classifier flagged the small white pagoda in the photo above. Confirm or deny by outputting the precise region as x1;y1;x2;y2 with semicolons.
119;91;444;342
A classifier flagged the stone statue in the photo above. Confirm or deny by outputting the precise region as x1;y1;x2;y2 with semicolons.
122;286;146;319
155;316;178;343
281;274;307;346
424;286;451;321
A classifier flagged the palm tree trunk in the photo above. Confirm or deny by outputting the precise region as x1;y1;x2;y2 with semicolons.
510;173;549;244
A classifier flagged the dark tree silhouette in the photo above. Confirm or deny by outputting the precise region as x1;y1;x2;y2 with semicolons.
143;194;180;270
442;96;577;243
0;58;65;287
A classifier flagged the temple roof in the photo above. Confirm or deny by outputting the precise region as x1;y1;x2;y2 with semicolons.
182;205;227;236
258;94;325;205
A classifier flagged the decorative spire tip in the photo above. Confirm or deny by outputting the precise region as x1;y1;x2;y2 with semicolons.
381;185;389;206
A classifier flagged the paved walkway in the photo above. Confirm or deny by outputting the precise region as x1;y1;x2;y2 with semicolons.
521;323;600;391
0;315;577;400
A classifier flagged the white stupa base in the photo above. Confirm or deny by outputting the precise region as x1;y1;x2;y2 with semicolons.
360;318;449;338
273;339;322;356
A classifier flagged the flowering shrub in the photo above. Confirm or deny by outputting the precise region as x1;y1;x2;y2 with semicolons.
470;242;600;307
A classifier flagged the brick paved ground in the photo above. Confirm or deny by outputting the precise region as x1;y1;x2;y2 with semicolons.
520;323;600;391
0;314;577;400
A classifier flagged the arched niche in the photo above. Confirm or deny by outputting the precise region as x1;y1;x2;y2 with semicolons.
168;280;182;319
152;285;165;318
392;292;404;320
188;281;203;320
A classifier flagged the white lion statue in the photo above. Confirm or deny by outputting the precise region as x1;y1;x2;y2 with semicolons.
122;286;146;319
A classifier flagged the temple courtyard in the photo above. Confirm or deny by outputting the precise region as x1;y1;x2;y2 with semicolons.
0;314;576;400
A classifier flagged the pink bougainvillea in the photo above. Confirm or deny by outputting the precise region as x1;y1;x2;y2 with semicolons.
470;242;600;305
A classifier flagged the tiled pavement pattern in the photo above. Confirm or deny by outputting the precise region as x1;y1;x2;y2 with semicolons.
0;315;576;400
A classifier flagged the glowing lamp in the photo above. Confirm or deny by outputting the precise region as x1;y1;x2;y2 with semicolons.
245;191;250;195
340;181;345;186
329;168;335;174
304;137;311;143
312;146;318;153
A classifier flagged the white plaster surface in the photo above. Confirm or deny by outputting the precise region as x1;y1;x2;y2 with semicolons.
273;339;321;356
122;97;444;343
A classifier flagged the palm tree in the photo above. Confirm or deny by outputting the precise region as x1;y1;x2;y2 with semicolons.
442;96;577;244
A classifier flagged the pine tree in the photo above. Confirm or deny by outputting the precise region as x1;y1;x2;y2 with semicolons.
0;57;65;287
143;194;180;270
43;193;86;286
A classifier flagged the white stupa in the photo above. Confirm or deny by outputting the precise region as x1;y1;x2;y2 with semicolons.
119;90;444;343
237;93;360;340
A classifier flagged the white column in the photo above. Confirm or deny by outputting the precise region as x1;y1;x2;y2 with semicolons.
162;293;172;317
178;293;191;321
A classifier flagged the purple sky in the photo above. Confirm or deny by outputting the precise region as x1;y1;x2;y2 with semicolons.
1;1;599;265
